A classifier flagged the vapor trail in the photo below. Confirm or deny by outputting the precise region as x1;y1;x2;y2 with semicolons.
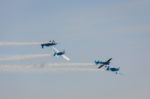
0;42;41;46
0;63;101;72
0;54;50;61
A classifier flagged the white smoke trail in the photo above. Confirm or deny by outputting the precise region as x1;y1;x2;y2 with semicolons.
0;54;50;61
0;63;102;72
0;42;41;46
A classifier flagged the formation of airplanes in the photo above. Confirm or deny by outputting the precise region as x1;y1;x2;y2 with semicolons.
41;40;120;74
95;58;120;74
41;40;70;61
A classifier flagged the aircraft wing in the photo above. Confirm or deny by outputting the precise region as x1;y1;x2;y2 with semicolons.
98;64;105;69
62;55;70;61
52;46;59;53
107;58;112;62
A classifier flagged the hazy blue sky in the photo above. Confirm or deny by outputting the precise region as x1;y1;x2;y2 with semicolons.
0;0;150;99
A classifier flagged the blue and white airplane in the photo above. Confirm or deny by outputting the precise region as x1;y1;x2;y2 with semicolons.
106;66;120;74
95;58;112;69
52;47;70;61
41;40;57;48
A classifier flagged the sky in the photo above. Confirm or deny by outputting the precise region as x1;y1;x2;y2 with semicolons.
0;0;150;99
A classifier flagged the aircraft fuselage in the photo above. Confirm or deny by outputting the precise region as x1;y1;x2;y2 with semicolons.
54;51;65;56
95;58;112;65
95;61;110;65
106;66;120;74
41;43;56;48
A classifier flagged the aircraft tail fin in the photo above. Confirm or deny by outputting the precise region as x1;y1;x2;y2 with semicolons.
95;60;98;65
41;44;44;48
106;66;110;71
53;52;56;56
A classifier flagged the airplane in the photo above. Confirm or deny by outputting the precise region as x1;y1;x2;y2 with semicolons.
41;40;57;48
95;58;112;69
106;66;120;74
52;46;70;61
